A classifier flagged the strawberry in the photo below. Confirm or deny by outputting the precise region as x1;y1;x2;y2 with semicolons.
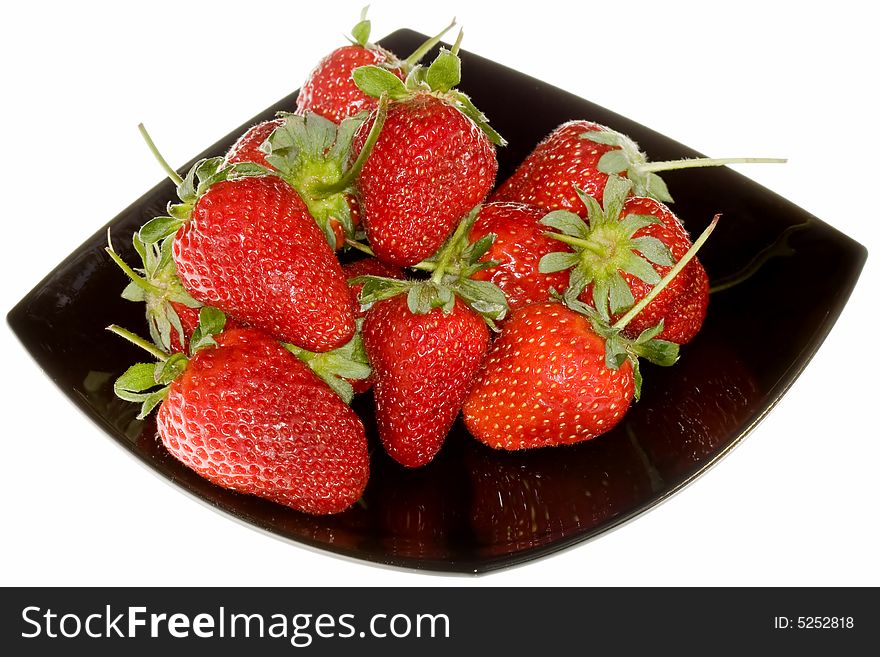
493;120;784;211
463;302;638;449
362;295;488;467
296;9;455;124
463;216;718;449
468;201;571;316
538;176;709;344
110;315;370;515
349;39;504;266
139;159;356;352
355;211;509;467
105;231;202;353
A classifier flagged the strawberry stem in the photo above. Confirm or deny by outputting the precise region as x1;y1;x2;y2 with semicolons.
402;17;457;69
544;231;607;257
104;246;165;296
138;123;184;186
315;93;389;197
613;215;720;331
430;207;477;283
637;157;786;174
451;28;464;56
107;324;170;362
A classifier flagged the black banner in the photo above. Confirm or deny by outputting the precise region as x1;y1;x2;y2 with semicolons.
1;588;874;655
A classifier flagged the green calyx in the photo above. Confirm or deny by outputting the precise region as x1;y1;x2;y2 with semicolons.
539;175;675;322
349;5;372;47
107;308;227;418
284;321;372;404
552;211;721;398
106;230;201;353
260;96;389;248
351;34;506;147
582;127;787;204
352;206;509;328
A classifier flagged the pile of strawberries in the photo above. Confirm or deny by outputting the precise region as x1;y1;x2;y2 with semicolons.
108;11;775;516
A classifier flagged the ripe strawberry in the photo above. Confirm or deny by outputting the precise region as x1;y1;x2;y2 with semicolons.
355;211;509;467
140;161;356;352
224;118;284;168
350;41;504;266
468;201;570;315
493;120;784;211
296;9;455;124
463;216;719;450
463;302;637;449
112;319;370;515
106;231;202;353
362;295;489;467
538;176;709;344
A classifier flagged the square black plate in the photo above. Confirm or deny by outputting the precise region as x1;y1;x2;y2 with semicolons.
7;30;867;573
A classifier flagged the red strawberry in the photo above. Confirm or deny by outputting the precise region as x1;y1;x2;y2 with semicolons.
463;302;636;449
362;296;489;467
463;216;719;449
113;322;370;515
141;163;356;353
468;202;570;315
493;120;783;210
350;44;503;266
492;121;628;212
538;176;709;344
296;10;455;124
224;118;284;168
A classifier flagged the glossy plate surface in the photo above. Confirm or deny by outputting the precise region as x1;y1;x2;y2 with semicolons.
7;30;867;573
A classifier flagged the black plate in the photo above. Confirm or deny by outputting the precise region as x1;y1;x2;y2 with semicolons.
6;30;867;573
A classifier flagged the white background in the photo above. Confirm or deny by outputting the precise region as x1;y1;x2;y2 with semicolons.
2;0;878;586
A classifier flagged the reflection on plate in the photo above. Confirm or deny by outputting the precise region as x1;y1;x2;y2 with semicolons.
7;30;866;573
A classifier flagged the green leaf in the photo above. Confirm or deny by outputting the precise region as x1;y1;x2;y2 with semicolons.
634;321;665;344
350;8;371;47
176;160;199;203
167;202;193;223
114;363;160;398
618;213;661;238
352;65;408;100
604;335;629;370
198;306;227;336
632;338;679;367
355;276;412;305
608;272;635;315
644;172;674;203
539;210;590;238
630;356;643;401
597;149;629;174
455;279;509;321
592;277;611;321
406;284;434;315
567;265;594;300
227;162;272;180
580;130;621;147
121;281;146;302
139;216;184;244
573;187;603;226
602;176;633;225
323;375;355;405
461;233;495;265
132;231;147;264
632;235;674;267
539;251;580;273
448;91;507;146
620;252;661;285
425;48;461;92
